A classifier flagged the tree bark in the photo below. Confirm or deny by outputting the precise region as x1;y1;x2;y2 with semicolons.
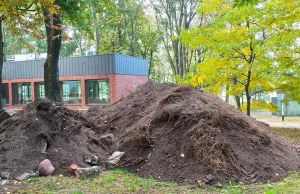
235;96;241;109
0;18;4;109
246;92;251;116
91;6;100;55
245;70;252;116
148;50;154;78
43;9;62;102
232;76;241;109
74;30;83;56
225;85;229;103
3;24;6;62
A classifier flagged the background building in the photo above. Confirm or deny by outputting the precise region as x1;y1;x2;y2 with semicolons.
272;94;300;116
2;54;148;110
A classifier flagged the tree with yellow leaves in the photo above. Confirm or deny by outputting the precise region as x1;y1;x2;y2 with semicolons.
180;0;300;115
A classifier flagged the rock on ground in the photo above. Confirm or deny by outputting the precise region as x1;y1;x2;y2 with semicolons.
75;166;100;177
107;151;125;166
84;155;99;165
38;159;55;176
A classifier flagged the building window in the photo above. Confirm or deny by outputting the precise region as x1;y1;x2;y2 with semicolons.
12;83;32;105
61;81;81;105
35;82;45;99
2;83;9;105
86;80;110;104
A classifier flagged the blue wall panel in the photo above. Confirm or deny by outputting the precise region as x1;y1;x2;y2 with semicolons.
115;54;148;76
3;54;148;80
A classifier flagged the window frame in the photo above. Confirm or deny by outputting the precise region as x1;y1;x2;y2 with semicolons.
86;79;110;105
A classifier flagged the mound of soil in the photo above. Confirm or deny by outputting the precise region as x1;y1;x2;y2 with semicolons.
86;81;300;184
0;99;107;177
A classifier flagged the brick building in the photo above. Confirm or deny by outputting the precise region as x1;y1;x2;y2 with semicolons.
2;54;148;110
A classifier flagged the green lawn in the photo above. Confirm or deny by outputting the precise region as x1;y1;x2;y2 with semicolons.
12;170;300;194
252;115;300;123
272;127;300;142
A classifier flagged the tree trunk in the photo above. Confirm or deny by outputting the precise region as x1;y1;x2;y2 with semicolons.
225;85;229;103
43;9;62;102
74;30;83;56
3;24;6;62
148;50;153;78
19;33;22;54
0;19;4;109
91;6;100;55
246;92;251;116
235;96;241;109
232;76;241;109
245;70;251;115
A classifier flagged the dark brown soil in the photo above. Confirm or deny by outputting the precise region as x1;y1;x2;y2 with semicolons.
0;81;299;185
86;81;300;184
0;99;107;178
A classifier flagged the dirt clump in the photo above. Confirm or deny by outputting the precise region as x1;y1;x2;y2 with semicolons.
86;81;300;184
1;81;299;185
0;99;106;178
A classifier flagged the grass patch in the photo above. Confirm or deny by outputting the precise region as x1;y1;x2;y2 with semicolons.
71;190;85;194
252;115;300;123
272;127;300;142
15;170;300;194
251;115;273;119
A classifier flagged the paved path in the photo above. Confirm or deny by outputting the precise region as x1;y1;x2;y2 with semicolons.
256;117;300;129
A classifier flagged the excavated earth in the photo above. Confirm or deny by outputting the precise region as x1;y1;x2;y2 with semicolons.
0;81;299;185
0;99;108;177
86;81;300;184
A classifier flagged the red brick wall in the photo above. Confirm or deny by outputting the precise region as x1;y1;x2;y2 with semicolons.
3;74;148;110
112;74;148;103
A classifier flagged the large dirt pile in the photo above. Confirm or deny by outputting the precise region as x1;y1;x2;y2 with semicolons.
86;81;300;184
0;99;106;177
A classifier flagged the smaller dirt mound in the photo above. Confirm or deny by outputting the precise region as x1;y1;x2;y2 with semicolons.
86;81;300;184
0;99;106;177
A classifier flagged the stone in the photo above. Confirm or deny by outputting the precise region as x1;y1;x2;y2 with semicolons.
215;182;222;188
15;173;31;181
41;141;48;154
68;164;78;175
203;174;214;184
0;179;8;186
29;171;39;177
38;159;55;176
100;134;114;146
107;151;125;168
196;180;203;187
75;166;100;178
108;151;124;164
5;109;16;116
0;110;10;124
84;155;99;165
1;172;10;179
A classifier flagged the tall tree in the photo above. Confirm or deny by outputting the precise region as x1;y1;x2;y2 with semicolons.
0;16;4;109
43;0;89;102
0;1;52;108
149;0;203;78
88;0;114;54
43;8;62;102
180;0;300;115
